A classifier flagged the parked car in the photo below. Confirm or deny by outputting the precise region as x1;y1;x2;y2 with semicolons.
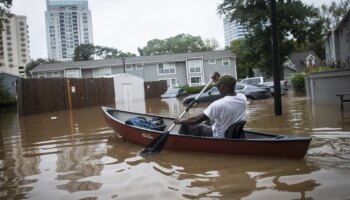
240;77;265;85
161;88;187;98
240;77;287;95
182;83;271;105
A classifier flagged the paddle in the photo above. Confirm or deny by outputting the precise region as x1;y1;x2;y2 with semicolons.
140;74;219;155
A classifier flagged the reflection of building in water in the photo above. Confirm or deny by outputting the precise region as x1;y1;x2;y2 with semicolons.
116;99;146;113
0;112;41;177
13;107;109;193
55;144;104;192
0;111;40;195
161;98;181;117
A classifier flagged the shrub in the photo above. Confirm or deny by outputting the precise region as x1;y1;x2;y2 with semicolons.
291;73;305;93
0;76;17;107
182;84;214;94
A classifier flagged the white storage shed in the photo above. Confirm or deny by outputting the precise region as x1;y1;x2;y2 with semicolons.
110;73;145;103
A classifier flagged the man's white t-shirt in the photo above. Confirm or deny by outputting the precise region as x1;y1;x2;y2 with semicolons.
203;93;247;138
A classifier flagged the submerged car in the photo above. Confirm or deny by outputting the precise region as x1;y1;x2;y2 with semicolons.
182;82;271;105
161;88;187;98
240;77;288;95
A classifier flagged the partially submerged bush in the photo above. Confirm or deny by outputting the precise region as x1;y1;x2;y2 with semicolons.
182;84;214;94
291;73;305;93
0;76;16;107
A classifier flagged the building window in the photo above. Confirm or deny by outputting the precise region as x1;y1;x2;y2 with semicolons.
52;71;59;77
125;65;132;71
93;67;111;77
136;64;143;70
222;58;230;66
158;63;175;75
188;60;202;73
209;59;216;64
160;78;177;88
38;73;46;78
66;69;80;78
190;76;202;85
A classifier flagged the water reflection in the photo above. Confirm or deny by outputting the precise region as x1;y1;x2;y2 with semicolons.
106;133;322;199
0;93;350;199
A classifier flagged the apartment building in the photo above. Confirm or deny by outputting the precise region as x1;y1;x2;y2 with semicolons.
325;9;350;68
223;18;247;47
30;50;237;87
45;0;93;61
0;15;30;77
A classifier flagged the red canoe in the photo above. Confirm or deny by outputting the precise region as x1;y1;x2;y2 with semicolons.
102;107;311;158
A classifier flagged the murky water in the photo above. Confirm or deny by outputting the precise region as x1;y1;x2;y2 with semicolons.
1;92;350;200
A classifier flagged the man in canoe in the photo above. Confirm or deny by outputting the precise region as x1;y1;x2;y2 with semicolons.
174;73;247;138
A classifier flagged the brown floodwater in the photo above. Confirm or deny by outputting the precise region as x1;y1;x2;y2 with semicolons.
1;92;350;200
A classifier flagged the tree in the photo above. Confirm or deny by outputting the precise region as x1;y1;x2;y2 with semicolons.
73;43;95;61
0;0;12;30
0;75;16;106
204;38;220;51
73;44;136;61
218;0;324;77
229;39;256;79
138;34;219;56
320;0;350;30
95;46;120;59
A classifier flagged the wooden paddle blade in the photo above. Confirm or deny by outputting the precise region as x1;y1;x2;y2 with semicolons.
139;132;170;155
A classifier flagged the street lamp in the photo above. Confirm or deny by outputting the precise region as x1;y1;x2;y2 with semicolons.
122;57;126;73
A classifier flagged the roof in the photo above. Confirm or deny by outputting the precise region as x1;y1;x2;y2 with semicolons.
31;50;234;73
286;51;322;72
0;72;22;78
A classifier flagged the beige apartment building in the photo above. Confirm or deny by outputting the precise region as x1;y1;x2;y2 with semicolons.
0;15;30;77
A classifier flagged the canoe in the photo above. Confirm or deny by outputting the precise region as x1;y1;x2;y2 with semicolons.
101;107;311;158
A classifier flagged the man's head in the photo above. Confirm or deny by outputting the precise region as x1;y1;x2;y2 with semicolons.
215;75;236;95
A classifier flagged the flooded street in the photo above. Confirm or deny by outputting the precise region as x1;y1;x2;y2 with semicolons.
1;93;350;200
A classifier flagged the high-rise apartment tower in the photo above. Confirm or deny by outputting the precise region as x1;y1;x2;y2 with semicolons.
45;0;93;61
223;18;247;47
0;15;30;77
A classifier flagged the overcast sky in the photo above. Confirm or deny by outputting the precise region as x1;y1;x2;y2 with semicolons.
11;0;331;60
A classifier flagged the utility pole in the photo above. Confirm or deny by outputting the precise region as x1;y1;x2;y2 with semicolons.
270;0;282;116
122;57;126;73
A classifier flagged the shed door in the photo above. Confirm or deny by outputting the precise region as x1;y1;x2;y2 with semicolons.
122;83;133;102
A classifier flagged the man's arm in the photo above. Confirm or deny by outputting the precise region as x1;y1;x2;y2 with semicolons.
174;113;209;125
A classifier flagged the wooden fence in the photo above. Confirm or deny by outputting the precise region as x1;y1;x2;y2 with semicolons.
17;78;168;116
144;80;168;99
17;78;115;116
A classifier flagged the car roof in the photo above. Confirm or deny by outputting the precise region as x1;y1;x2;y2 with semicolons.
237;82;260;88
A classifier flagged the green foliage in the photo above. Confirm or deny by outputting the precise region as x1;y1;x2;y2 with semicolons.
304;65;337;74
0;75;16;106
73;44;136;61
229;39;257;78
218;0;324;77
138;34;218;56
73;43;95;61
95;46;136;59
291;73;305;93
182;84;214;94
320;0;350;30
